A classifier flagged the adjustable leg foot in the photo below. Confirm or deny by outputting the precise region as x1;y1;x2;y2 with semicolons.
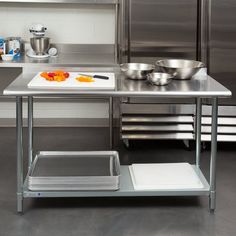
209;191;216;213
17;193;23;213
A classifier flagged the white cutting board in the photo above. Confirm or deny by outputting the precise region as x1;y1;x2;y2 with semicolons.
129;163;204;190
28;72;116;90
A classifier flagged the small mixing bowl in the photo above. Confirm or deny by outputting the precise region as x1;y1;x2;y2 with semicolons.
120;63;155;80
147;72;173;86
156;59;204;80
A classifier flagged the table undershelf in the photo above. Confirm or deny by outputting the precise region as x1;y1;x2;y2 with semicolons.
23;165;210;198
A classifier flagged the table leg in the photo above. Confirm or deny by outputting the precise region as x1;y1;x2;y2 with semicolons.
28;96;33;170
195;98;202;168
109;97;113;149
16;96;23;213
209;97;218;212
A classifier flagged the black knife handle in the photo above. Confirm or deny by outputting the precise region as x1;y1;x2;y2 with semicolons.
94;75;109;80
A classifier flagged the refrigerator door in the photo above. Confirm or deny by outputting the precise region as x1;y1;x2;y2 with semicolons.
129;0;198;64
210;0;236;105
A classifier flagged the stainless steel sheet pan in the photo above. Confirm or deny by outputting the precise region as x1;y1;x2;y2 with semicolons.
28;151;120;191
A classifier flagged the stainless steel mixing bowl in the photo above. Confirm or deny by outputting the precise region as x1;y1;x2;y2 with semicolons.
120;63;155;80
147;72;173;86
30;37;50;55
156;59;204;80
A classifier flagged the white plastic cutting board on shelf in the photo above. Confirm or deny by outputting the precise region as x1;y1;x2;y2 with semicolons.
27;72;116;90
129;163;204;191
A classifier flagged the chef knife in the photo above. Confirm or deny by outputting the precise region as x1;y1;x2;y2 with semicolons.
78;73;109;80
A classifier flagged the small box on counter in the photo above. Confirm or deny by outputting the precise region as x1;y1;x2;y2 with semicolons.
5;37;22;58
0;36;22;61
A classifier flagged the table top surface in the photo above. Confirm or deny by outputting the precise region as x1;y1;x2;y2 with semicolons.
3;69;232;98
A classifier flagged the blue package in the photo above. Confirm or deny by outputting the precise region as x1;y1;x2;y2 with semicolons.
0;37;4;55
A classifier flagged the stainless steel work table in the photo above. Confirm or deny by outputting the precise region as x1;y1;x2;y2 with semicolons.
3;70;232;213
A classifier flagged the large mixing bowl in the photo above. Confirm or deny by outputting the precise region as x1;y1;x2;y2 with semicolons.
120;63;155;80
30;37;50;55
156;59;204;80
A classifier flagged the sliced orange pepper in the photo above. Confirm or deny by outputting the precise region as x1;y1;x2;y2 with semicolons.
76;76;95;82
40;72;49;78
41;73;52;81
